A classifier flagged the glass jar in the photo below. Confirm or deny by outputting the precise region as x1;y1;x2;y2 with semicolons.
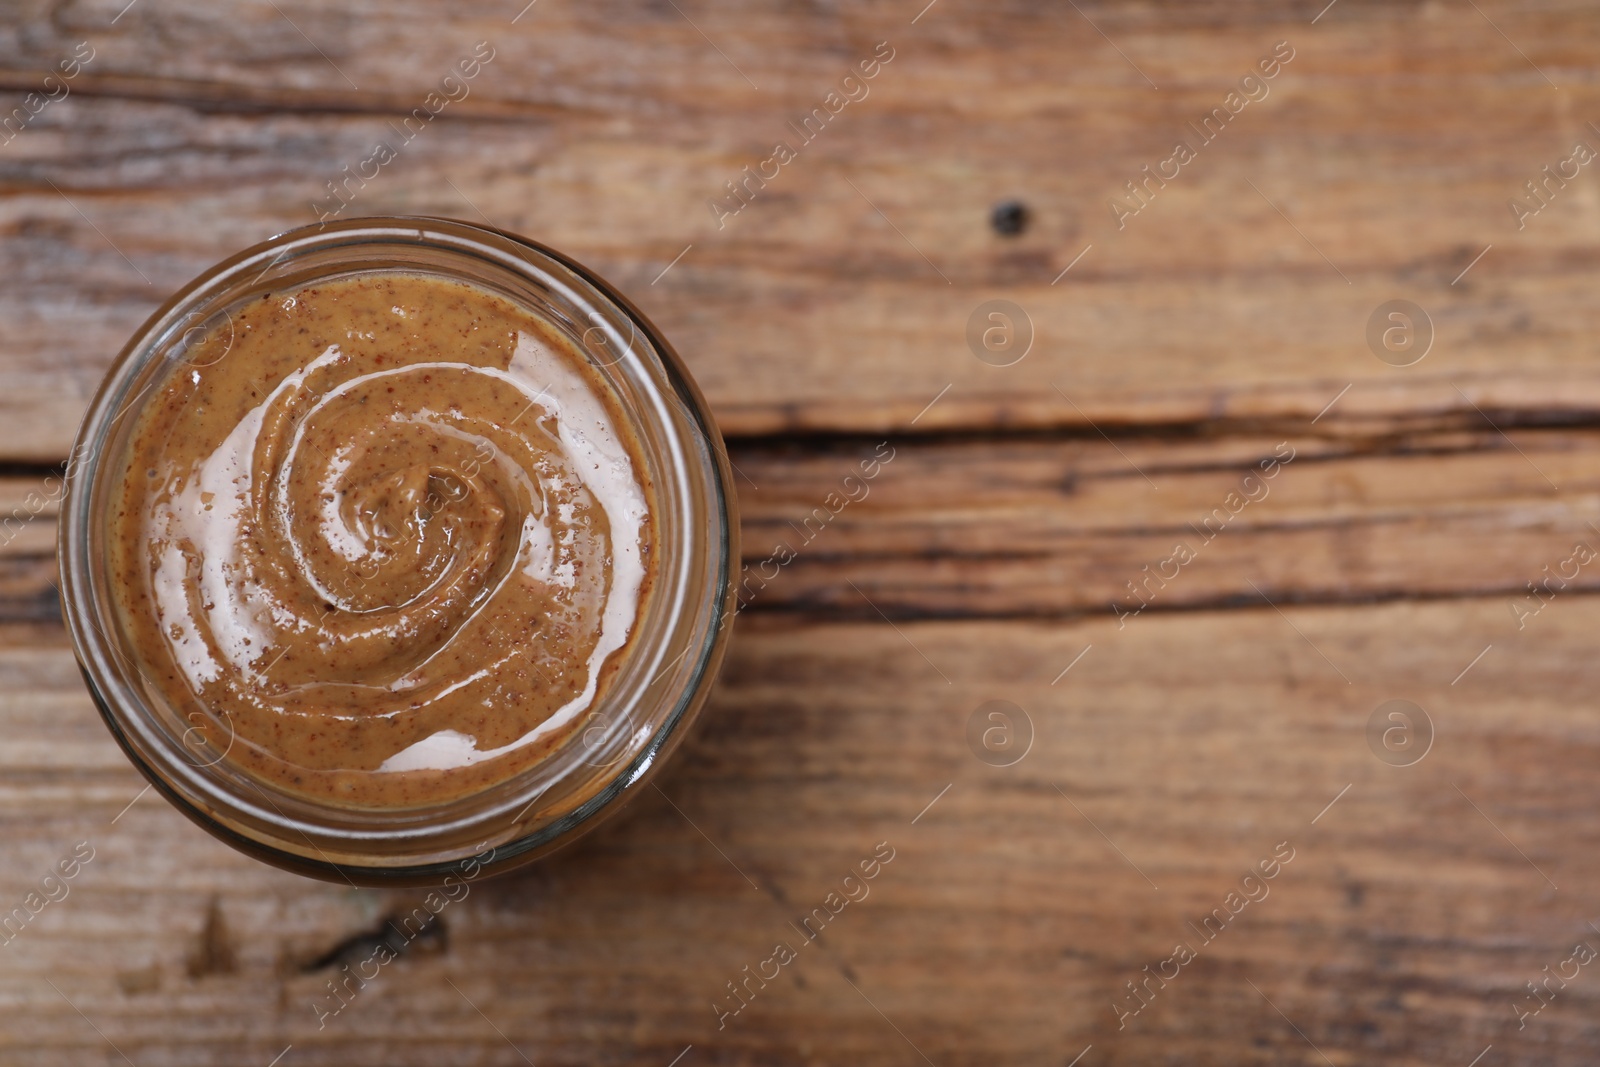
58;217;737;885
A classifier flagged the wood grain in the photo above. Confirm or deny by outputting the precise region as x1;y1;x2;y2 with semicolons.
3;0;1599;1063
0;2;1598;454
6;424;1599;623
0;595;1595;1065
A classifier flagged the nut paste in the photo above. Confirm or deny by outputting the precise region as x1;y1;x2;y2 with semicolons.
109;273;655;807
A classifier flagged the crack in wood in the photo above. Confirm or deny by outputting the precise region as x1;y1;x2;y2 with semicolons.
299;911;447;975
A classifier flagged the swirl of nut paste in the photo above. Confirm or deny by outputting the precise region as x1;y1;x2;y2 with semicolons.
129;279;650;803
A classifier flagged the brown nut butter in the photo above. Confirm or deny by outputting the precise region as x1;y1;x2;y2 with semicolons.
108;272;657;808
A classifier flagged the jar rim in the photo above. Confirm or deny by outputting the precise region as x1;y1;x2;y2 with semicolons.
58;216;738;884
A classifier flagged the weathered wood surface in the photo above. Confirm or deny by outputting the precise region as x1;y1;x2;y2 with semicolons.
4;0;1600;1064
7;424;1600;623
0;1;1599;454
3;600;1598;1066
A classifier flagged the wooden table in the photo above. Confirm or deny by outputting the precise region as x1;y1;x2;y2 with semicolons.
3;1;1599;1063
